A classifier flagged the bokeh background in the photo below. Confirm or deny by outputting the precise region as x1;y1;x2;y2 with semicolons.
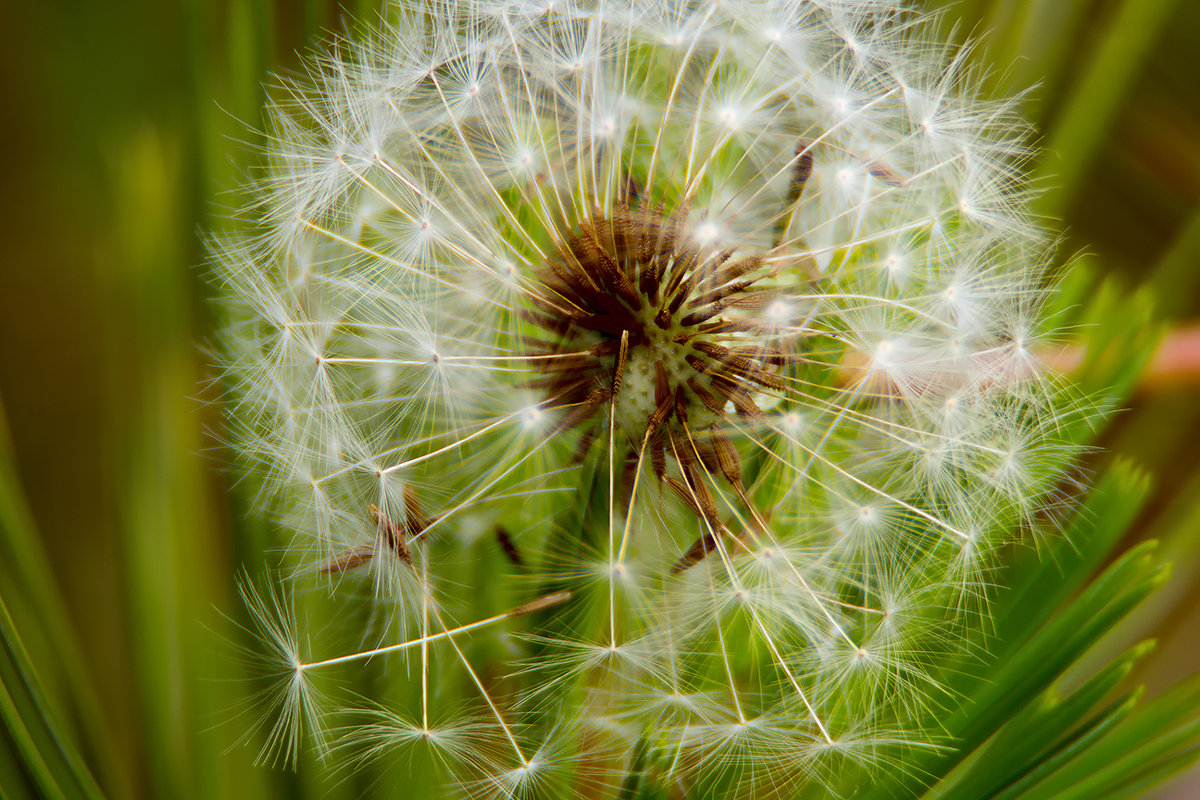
1;0;1198;797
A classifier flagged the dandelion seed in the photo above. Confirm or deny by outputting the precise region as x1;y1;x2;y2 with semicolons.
235;577;327;767
217;1;1085;795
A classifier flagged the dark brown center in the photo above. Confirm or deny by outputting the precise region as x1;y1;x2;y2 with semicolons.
527;204;786;446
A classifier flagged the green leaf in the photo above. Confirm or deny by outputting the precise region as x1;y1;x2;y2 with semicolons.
1013;671;1200;799
994;691;1141;800
0;398;110;798
937;642;1151;800
0;588;106;800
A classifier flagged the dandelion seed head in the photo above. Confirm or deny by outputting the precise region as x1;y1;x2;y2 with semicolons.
216;0;1086;794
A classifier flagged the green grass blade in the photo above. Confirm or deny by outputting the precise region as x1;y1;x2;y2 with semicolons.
937;642;1152;800
1014;672;1200;800
993;691;1142;800
1037;0;1182;214
981;0;1091;103
1095;740;1200;800
987;461;1152;658
1148;205;1200;320
0;720;39;800
0;398;115;793
0;591;106;800
953;543;1166;752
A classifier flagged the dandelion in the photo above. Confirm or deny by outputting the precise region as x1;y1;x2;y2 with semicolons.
215;0;1083;795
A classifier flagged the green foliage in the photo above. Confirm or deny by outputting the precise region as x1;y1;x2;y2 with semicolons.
0;405;106;800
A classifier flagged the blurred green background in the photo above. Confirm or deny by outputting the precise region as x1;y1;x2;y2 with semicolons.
1;0;1198;797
